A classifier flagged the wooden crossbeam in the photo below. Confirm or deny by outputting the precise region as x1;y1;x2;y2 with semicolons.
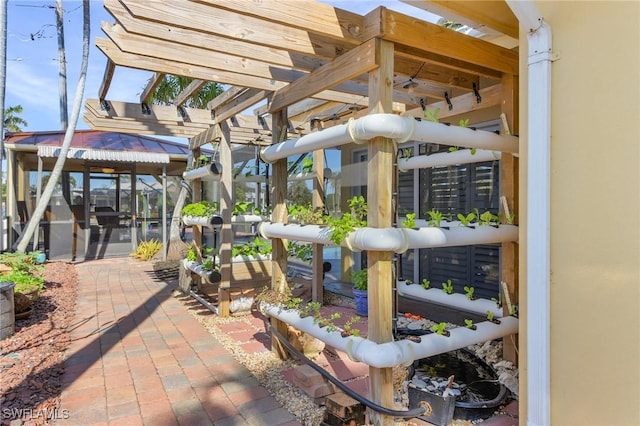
190;0;365;43
395;55;480;90
174;79;208;107
85;98;215;124
364;7;518;76
269;38;379;112
139;72;165;105
213;89;270;124
83;115;205;138
207;86;247;110
416;0;519;39
107;0;477;93
98;59;115;101
120;0;358;58
97;38;374;109
403;84;503;120
107;0;329;71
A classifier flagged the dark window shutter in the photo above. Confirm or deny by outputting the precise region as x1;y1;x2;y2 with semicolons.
418;142;502;300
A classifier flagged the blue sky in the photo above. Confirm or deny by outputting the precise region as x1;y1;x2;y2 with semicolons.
5;0;439;136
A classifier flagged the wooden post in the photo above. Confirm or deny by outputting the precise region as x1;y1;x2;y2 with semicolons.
367;38;395;426
501;73;519;364
270;109;290;359
340;147;353;281
312;147;325;302
219;123;233;317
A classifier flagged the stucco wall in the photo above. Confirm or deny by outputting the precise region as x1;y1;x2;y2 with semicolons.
530;2;640;424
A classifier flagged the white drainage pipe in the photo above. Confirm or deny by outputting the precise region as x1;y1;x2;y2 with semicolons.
260;114;518;163
396;280;503;318
402;225;519;250
183;259;221;284
182;215;223;229
262;304;518;369
288;168;333;181
183;162;222;180
398;149;502;172
231;214;264;223
259;222;332;245
259;222;518;253
260;124;354;163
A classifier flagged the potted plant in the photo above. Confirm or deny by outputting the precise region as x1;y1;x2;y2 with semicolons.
351;268;368;317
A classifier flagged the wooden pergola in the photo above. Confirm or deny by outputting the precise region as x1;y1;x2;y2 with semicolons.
90;1;519;423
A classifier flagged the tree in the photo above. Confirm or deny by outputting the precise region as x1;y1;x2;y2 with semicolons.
3;105;28;132
151;76;223;109
437;18;464;31
14;0;90;253
288;181;312;206
150;76;223;260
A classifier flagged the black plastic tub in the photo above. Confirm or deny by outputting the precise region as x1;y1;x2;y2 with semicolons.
409;348;509;421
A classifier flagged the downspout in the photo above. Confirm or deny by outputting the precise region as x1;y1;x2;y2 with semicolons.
505;2;555;425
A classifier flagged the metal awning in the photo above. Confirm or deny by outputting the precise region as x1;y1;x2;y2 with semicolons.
37;146;170;164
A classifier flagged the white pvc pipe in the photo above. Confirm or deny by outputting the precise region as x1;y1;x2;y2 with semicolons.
259;222;518;252
506;2;554;424
235;174;268;183
259;222;333;245
403;224;519;250
346;225;518;252
398;149;501;172
288;168;333;181
260;114;518;164
231;214;264;223
347;113;416;143
411;120;519;154
260;124;353;163
183;259;220;284
262;304;518;369
182;215;223;228
183;162;222;181
396;280;503;318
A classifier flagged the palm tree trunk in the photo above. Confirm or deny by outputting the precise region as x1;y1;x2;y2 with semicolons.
165;184;188;260
56;0;68;129
14;0;90;253
0;0;8;251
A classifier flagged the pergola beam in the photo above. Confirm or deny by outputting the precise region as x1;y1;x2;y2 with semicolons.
86;98;215;124
119;0;360;58
106;0;478;96
139;72;164;105
98;59;115;101
97;38;376;108
174;79;208;107
269;38;379;113
207;86;248;110
190;0;365;43
406;0;519;39
213;89;270;125
403;84;504;119
364;7;518;76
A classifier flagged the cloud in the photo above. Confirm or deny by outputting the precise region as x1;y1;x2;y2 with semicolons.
6;61;59;108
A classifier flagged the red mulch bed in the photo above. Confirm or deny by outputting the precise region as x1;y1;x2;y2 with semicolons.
0;262;78;426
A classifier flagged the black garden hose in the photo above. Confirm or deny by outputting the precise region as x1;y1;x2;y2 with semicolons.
268;324;427;419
